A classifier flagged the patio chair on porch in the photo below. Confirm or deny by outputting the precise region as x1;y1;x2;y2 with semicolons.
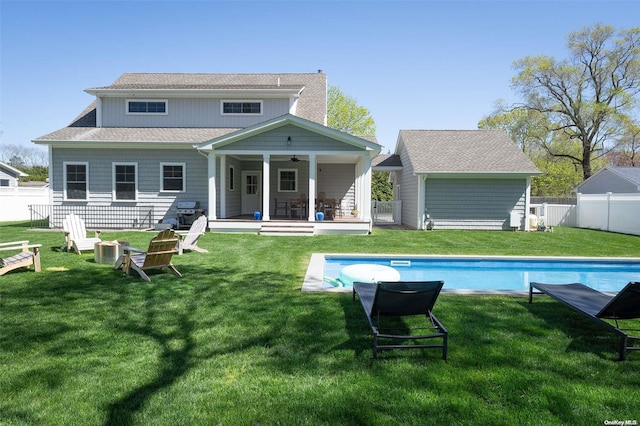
175;215;208;255
0;240;42;276
290;194;306;219
119;229;182;282
62;213;102;254
323;198;337;220
274;198;289;218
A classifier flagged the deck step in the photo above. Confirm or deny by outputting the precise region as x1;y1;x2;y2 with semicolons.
259;222;314;236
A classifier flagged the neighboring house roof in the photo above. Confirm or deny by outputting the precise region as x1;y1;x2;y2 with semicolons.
574;166;640;193
398;130;540;175
0;161;28;178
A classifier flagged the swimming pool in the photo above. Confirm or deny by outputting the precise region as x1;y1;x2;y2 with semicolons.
302;254;640;293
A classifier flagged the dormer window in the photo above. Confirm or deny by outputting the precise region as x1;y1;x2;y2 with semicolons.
221;100;262;115
127;100;167;115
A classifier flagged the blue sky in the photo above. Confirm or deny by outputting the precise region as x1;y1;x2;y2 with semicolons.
1;0;639;154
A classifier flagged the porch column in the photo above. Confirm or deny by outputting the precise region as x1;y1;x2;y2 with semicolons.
262;154;271;221
308;154;317;221
361;154;372;223
207;152;217;220
219;155;226;219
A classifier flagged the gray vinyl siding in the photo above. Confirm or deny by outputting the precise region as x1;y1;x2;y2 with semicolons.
230;125;357;151
0;169;18;187
317;163;355;216
397;141;420;229
424;178;527;230
576;169;640;194
101;97;291;128
51;147;208;224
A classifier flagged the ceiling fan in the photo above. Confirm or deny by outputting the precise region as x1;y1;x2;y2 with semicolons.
290;155;300;162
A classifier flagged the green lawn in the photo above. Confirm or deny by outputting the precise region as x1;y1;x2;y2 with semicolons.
1;223;640;425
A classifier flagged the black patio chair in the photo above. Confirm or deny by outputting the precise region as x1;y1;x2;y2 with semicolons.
529;282;640;361
352;281;448;359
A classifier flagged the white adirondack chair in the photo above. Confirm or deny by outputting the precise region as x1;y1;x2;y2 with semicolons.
0;240;42;276
62;213;102;254
175;215;208;255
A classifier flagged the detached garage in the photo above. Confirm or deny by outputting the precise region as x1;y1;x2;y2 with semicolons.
378;130;540;230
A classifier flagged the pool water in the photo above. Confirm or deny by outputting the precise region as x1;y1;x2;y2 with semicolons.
322;256;640;292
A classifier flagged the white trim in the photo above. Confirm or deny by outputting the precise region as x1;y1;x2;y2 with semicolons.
220;99;263;116
112;162;138;202
160;162;186;193
126;99;168;115
63;161;89;201
277;168;298;192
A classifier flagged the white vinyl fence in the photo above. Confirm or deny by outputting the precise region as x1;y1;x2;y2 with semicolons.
0;187;49;222
530;203;578;227
577;193;640;236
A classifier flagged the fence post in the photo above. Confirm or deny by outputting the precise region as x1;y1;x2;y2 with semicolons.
606;192;612;232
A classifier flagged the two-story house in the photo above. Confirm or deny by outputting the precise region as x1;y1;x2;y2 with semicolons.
33;72;381;235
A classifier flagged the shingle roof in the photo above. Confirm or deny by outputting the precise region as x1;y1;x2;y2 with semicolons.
372;154;402;168
399;130;540;174
608;166;640;185
34;72;328;144
35;127;238;144
88;72;327;124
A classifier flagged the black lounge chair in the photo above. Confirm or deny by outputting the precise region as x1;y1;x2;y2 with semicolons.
352;281;448;359
529;282;640;361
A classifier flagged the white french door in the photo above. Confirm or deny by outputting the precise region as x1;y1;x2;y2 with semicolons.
241;171;262;214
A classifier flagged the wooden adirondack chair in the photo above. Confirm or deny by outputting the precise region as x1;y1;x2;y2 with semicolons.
0;240;42;276
175;215;208;255
120;229;181;282
62;213;101;254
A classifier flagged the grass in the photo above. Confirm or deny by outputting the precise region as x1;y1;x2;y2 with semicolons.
1;223;640;425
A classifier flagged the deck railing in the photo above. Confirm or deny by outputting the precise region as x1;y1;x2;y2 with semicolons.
29;204;155;229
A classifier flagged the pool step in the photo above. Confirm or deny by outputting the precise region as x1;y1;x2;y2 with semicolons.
260;221;315;236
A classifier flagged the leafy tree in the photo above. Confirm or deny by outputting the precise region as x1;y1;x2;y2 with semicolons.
327;86;376;136
609;118;640;166
479;103;583;196
326;85;390;199
511;23;640;180
372;171;393;201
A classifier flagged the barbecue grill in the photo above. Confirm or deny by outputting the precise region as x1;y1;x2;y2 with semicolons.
176;201;203;229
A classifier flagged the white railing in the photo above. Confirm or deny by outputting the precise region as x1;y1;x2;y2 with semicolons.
578;193;640;236
0;186;49;222
372;200;402;225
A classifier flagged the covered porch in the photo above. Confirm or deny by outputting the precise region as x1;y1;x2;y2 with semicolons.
195;114;381;235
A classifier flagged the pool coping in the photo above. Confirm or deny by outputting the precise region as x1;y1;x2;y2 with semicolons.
301;253;640;294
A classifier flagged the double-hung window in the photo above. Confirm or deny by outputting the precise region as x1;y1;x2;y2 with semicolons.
221;100;262;115
113;163;137;201
126;99;167;115
277;169;297;192
161;163;185;192
64;162;88;200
